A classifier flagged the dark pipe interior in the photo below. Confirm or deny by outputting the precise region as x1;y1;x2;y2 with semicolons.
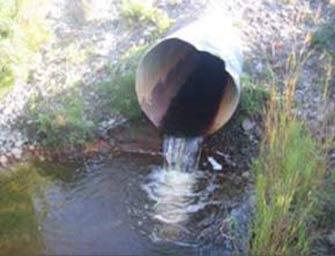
160;51;229;137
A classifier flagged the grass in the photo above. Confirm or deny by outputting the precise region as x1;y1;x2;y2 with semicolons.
312;23;335;54
311;2;335;56
0;163;48;255
64;42;90;65
0;0;50;99
251;99;327;255
239;73;269;117
97;44;149;120
29;87;94;148
250;47;335;254
311;170;335;255
27;40;150;148
121;0;174;36
98;73;140;120
28;3;171;145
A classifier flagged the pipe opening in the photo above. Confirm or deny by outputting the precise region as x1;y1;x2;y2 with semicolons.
136;38;238;137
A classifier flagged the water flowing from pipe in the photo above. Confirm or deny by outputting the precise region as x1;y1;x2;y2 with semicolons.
143;136;204;233
163;136;203;173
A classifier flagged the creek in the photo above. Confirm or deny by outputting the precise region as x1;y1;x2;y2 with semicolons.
0;135;252;255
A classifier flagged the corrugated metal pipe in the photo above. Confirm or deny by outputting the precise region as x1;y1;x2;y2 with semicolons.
136;17;242;137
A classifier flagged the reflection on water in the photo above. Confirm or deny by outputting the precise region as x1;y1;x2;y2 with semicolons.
0;164;47;255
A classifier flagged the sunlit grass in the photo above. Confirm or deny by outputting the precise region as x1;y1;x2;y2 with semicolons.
0;0;50;98
121;0;174;35
251;100;327;255
251;45;334;254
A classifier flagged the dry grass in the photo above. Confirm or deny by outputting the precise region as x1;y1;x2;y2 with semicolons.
251;40;334;255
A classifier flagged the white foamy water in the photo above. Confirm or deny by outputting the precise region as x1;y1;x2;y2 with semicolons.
163;136;203;172
143;167;202;224
143;136;208;225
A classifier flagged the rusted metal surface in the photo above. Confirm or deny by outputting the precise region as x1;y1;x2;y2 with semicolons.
136;17;242;137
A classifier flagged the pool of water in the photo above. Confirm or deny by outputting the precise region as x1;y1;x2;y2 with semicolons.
0;153;252;255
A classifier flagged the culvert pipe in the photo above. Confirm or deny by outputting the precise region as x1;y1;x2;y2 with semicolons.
135;17;242;137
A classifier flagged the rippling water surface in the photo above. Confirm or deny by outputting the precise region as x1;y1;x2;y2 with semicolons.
1;138;251;255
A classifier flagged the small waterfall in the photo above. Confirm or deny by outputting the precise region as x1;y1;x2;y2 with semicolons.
143;136;204;232
163;136;203;173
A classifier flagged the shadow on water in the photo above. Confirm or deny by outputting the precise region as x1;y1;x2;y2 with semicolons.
0;147;252;255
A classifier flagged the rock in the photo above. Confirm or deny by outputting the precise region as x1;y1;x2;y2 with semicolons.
242;118;255;131
242;171;250;179
12;148;23;159
328;231;335;246
330;150;335;161
255;62;263;72
15;140;24;148
39;155;46;162
139;38;145;45
0;155;8;166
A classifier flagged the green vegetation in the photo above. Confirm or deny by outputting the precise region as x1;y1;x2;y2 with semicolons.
121;0;174;37
311;170;335;255
239;74;269;117
0;0;50;98
97;44;149;120
29;88;94;148
251;49;335;254
311;2;335;56
98;73;140;120
312;23;335;54
251;101;327;255
63;42;91;65
0;163;47;255
27;42;150;149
